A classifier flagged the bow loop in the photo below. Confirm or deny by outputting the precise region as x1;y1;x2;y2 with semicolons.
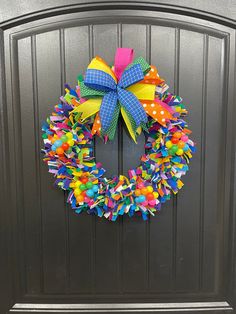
118;64;144;88
84;69;117;92
114;48;134;80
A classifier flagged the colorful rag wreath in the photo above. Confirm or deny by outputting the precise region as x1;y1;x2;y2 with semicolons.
42;48;195;221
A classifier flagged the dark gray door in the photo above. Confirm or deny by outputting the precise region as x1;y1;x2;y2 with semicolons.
1;1;236;313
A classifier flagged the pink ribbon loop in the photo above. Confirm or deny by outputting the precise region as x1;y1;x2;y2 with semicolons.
114;48;134;80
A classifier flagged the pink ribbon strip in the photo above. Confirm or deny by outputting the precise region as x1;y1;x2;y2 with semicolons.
155;98;175;114
114;48;134;80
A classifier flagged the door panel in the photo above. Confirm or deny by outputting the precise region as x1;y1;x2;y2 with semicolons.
0;5;236;314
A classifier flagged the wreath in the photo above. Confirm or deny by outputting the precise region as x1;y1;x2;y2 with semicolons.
42;48;195;221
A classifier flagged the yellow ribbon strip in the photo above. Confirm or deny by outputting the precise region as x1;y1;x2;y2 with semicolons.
72;98;102;121
88;56;117;83
121;107;137;143
127;83;155;100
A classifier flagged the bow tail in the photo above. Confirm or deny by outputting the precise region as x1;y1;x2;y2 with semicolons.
92;109;120;141
118;88;147;129
91;113;101;136
121;107;142;143
72;98;102;121
139;99;176;126
103;103;120;140
99;91;119;140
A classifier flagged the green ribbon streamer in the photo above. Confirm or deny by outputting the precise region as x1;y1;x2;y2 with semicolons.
101;103;120;140
126;57;151;74
80;81;105;98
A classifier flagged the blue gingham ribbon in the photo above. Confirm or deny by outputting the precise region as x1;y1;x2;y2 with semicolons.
84;64;147;132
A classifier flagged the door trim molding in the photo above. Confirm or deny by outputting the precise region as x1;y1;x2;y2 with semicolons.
0;1;235;30
10;302;233;312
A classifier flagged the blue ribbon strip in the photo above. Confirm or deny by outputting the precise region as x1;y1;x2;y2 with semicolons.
84;64;147;132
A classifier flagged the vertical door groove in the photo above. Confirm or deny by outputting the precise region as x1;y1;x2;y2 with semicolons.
172;27;180;290
117;23;123;176
31;34;44;293
59;27;71;292
149;25;175;292
88;24;97;294
92;23;120;294
220;35;231;296
198;33;209;291
117;22;124;294
36;30;66;293
64;25;92;293
10;36;27;296
59;29;66;93
201;35;223;292
145;24;151;291
213;36;226;294
215;35;230;295
121;23;147;293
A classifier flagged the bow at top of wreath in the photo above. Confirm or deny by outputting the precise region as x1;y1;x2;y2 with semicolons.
73;48;174;142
